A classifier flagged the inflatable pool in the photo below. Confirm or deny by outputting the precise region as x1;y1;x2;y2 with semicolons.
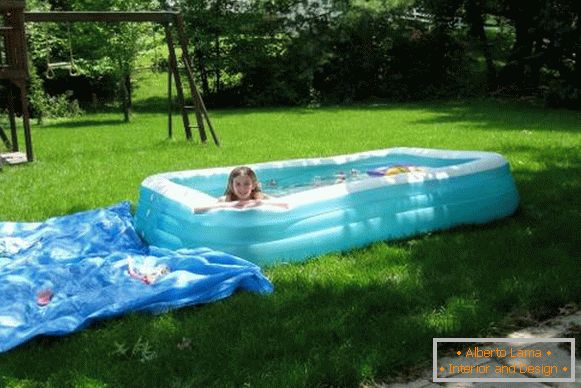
135;148;519;265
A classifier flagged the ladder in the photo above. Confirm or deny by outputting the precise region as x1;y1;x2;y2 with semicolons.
164;15;219;146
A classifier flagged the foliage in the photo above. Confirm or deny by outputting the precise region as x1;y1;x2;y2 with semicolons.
21;0;581;109
173;0;580;107
22;9;80;123
177;0;464;105
27;63;83;124
25;0;163;118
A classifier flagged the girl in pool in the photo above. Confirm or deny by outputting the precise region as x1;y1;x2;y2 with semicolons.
195;166;288;212
220;166;268;202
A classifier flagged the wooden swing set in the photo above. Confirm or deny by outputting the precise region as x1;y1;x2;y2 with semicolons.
0;0;219;166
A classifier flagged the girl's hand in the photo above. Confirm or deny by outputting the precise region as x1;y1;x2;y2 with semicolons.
196;200;288;212
234;200;260;209
195;201;231;213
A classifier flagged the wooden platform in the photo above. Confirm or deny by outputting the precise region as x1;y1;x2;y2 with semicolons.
0;151;28;166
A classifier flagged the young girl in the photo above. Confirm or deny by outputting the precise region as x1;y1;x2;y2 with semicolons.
195;166;287;212
219;166;269;202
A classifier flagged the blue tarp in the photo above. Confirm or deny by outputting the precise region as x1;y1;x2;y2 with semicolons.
0;202;273;353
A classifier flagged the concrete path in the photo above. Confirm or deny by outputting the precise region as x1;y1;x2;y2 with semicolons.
381;308;580;387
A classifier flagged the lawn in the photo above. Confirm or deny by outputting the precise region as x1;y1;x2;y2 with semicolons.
0;91;580;386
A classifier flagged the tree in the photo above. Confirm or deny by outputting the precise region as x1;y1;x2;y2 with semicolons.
70;0;162;120
26;0;162;120
464;0;496;89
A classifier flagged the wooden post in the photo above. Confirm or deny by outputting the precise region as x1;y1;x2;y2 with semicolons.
176;14;220;146
0;125;11;149
7;84;19;152
175;15;219;146
164;23;192;140
121;74;130;122
0;2;33;162
16;80;33;161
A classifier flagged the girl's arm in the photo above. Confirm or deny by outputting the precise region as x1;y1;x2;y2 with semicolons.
233;200;289;209
260;192;289;208
267;201;289;209
194;201;236;213
195;197;289;213
253;193;289;209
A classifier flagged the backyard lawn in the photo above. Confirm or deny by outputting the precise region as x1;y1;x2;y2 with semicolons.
0;94;580;386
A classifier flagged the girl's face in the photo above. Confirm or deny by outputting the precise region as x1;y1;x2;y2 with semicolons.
232;175;256;200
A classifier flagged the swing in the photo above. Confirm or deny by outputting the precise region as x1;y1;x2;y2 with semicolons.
45;24;79;79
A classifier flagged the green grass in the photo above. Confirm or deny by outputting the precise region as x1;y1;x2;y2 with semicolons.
1;95;580;386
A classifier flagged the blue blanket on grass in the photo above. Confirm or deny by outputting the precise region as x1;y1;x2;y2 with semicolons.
0;202;273;353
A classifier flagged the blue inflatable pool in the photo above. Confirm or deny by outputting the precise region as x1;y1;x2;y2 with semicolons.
135;148;519;265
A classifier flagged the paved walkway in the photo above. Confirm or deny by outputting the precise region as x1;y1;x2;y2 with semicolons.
382;308;580;387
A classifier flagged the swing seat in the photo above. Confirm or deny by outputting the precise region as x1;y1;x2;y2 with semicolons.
47;61;72;69
45;62;80;78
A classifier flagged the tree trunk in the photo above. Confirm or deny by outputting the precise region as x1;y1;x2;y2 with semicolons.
503;3;538;90
465;0;496;90
121;73;131;123
215;36;221;93
574;7;581;89
195;44;211;96
512;21;532;85
125;73;132;110
575;46;581;90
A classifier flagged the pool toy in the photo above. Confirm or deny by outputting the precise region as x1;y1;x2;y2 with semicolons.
36;289;53;306
127;257;171;285
135;148;520;265
367;165;426;176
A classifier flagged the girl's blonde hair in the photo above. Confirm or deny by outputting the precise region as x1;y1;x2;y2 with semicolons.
224;166;264;201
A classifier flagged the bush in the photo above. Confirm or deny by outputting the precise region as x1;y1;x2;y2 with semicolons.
28;65;83;124
543;82;581;109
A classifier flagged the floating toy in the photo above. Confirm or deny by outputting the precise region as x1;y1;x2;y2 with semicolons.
367;165;425;176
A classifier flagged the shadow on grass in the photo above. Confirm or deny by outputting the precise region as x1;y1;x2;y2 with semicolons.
133;96;172;114
132;96;320;116
39;99;581;138
405;100;581;134
0;117;579;387
41;119;127;130
2;146;580;386
133;96;371;116
263;99;581;134
134;98;581;135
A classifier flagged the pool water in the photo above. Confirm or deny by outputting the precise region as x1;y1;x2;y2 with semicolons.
171;154;476;198
261;168;369;196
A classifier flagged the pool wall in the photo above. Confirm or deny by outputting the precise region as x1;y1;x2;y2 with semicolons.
135;148;519;265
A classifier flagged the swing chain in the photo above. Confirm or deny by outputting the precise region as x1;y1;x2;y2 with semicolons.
67;23;79;77
44;31;54;79
44;23;79;79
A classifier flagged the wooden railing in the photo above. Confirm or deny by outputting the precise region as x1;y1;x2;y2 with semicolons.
1;27;12;68
0;1;28;79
